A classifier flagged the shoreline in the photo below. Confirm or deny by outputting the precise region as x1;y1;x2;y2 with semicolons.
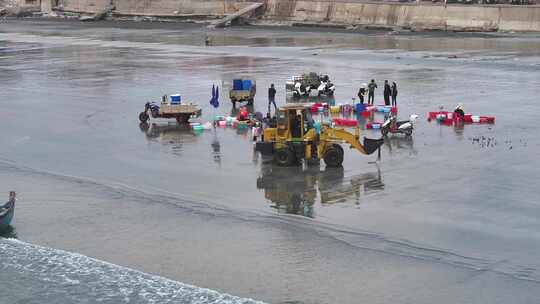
3;16;539;39
4;0;540;33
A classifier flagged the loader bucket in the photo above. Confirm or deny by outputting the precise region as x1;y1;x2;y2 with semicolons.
363;137;384;155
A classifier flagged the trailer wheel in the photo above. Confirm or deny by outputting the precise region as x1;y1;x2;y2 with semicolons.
274;148;295;167
324;147;343;167
176;114;190;124
139;111;149;123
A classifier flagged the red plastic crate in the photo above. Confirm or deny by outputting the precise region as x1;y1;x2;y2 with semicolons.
344;119;358;127
443;118;453;125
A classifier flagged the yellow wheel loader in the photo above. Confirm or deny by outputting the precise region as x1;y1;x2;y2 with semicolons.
255;104;384;167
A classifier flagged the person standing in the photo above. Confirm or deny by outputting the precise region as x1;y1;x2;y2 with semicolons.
383;80;391;106
357;83;367;104
268;83;277;114
252;121;262;142
454;103;465;119
367;79;377;105
292;114;302;138
391;81;398;107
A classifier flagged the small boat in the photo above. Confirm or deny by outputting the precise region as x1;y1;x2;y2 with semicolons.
0;191;16;229
428;111;495;124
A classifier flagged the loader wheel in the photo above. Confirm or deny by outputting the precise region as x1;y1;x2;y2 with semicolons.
139;111;149;123
324;147;343;168
274;148;295;167
332;144;344;158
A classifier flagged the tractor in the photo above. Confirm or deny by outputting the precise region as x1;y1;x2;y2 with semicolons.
255;104;384;167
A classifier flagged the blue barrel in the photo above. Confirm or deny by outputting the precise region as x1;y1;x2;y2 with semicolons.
356;103;366;113
233;79;243;90
170;94;181;104
242;79;252;91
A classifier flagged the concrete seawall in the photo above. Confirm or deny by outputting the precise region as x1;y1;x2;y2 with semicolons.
264;0;540;32
51;0;258;16
114;0;256;16
34;0;540;32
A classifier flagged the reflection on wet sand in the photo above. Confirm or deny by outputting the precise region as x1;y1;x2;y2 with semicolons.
256;165;384;218
211;133;221;166
139;122;198;155
384;136;417;156
319;167;384;205
453;121;465;138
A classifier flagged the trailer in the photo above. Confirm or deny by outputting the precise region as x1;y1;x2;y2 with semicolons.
285;73;335;99
139;95;202;124
229;78;256;107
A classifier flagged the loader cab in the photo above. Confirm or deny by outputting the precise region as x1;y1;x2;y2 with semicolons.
276;104;314;139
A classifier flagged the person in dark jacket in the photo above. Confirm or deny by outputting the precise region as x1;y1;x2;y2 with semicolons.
268;84;277;114
291;115;302;138
391;82;398;107
367;79;377;105
357;83;367;104
383;80;391;106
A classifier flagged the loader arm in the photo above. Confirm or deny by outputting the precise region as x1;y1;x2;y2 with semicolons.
321;126;383;155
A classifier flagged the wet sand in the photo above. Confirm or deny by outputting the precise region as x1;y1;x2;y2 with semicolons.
1;19;540;303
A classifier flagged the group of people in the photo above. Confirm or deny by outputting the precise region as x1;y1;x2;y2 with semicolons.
251;113;278;142
357;79;398;107
235;105;278;142
269;79;399;112
230;83;279;143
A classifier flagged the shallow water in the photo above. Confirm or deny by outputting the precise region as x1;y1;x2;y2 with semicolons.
1;19;540;303
0;238;264;304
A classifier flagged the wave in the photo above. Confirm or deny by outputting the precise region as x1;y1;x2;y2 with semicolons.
0;238;265;304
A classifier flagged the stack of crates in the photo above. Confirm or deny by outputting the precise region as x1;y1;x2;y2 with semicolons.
233;79;243;90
